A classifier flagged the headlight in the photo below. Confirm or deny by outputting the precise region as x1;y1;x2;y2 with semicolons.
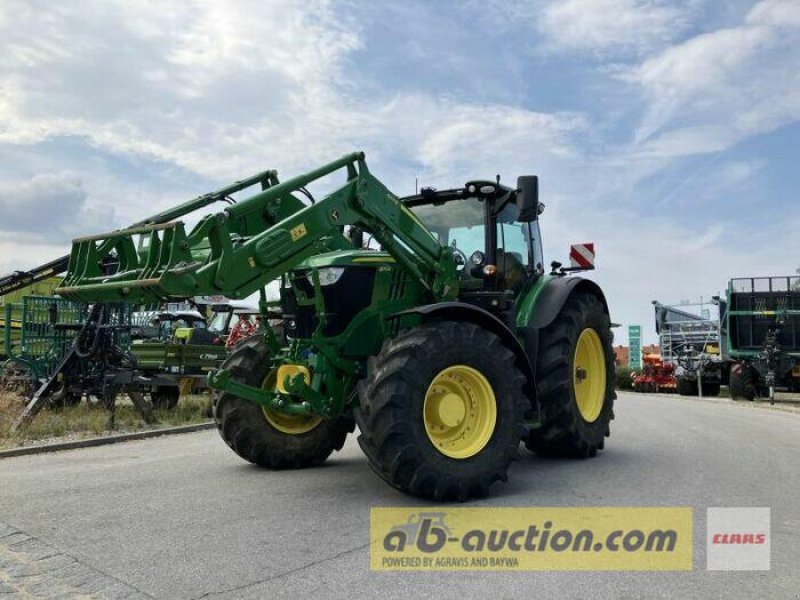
470;251;485;266
306;267;345;287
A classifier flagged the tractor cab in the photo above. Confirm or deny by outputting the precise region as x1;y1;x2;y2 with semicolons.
401;177;545;316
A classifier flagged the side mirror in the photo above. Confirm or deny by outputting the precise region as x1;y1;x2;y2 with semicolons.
516;175;539;222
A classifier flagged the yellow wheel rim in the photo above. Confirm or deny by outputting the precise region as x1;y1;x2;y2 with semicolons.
260;370;322;435
573;328;606;423
423;365;497;459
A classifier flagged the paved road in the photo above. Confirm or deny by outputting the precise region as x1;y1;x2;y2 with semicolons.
1;392;798;599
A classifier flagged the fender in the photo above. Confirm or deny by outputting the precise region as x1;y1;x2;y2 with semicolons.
396;302;538;409
526;276;609;330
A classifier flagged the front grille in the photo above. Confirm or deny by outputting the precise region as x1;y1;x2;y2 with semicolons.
282;267;376;338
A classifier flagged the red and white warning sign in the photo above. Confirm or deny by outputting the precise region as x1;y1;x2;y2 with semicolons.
569;243;595;269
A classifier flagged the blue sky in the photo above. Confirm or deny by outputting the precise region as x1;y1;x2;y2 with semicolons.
0;0;798;343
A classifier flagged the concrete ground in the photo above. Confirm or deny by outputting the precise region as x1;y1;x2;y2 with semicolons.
1;391;798;599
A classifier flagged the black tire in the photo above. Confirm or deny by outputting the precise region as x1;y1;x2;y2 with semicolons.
676;377;698;396
526;293;615;458
356;321;527;501
729;362;756;401
151;386;180;410
701;380;720;397
212;335;353;469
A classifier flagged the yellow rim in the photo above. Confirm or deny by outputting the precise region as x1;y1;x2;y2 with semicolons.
423;365;497;459
260;370;322;435
573;328;607;423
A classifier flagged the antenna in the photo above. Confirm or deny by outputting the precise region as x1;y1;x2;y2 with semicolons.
415;177;418;195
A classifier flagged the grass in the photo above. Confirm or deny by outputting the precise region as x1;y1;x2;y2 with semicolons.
0;391;212;450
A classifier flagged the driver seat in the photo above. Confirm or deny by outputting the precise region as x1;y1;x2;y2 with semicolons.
496;249;524;289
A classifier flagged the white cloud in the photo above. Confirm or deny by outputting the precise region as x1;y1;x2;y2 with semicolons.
626;0;800;155
536;0;697;57
0;172;114;243
477;0;701;58
746;0;800;27
0;0;362;176
0;1;588;194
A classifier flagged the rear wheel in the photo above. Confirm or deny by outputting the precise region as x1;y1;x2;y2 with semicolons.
729;363;756;401
526;293;615;458
213;336;353;469
356;321;526;500
701;380;721;397
676;377;698;396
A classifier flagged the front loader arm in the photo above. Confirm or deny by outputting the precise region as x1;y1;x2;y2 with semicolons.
58;152;458;304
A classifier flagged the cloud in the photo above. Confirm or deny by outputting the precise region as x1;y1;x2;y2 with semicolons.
481;0;701;58
537;0;697;57
0;173;114;243
626;0;800;156
0;0;361;177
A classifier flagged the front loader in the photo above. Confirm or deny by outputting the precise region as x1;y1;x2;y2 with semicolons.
58;152;616;500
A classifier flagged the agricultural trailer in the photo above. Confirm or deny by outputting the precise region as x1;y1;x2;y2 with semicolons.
0;276;64;361
653;300;726;397
725;276;800;403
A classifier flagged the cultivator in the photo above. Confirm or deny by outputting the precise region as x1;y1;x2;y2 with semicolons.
44;152;616;500
631;353;677;393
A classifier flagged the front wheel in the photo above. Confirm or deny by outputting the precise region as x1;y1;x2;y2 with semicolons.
356;321;527;501
212;336;353;469
526;292;615;458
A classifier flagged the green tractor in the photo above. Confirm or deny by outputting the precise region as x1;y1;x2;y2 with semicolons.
58;152;615;500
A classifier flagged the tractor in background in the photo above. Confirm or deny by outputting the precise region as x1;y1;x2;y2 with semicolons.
56;152;616;500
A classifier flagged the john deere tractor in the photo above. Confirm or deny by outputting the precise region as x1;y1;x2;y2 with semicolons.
58;152;615;500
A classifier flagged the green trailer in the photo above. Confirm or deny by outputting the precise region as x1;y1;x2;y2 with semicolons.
725;276;800;402
0;276;64;360
56;152;616;500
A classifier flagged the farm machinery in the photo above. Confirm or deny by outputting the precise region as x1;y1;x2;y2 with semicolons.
653;300;725;397
56;151;616;500
4;172;278;427
0;276;64;363
725;276;800;403
631;353;677;393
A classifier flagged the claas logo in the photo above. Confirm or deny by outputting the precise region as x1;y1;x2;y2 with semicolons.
711;532;766;545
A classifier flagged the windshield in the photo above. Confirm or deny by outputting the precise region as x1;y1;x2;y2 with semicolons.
409;200;485;257
209;312;232;333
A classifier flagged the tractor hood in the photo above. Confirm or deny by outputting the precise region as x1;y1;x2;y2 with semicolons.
294;249;396;270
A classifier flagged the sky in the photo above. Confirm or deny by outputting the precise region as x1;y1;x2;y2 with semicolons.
0;0;799;344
